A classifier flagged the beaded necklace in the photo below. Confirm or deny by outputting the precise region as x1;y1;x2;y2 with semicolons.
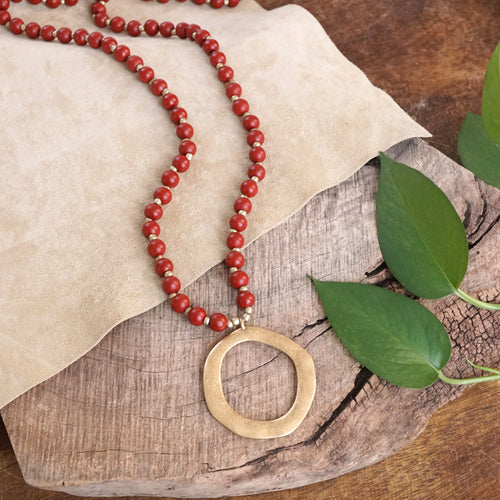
1;0;316;439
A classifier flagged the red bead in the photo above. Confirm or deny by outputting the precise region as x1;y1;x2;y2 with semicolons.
45;0;60;8
113;45;130;62
0;0;9;9
25;22;40;39
138;66;154;83
101;36;117;54
230;270;249;289
217;66;234;83
162;276;181;294
230;214;247;232
110;16;125;33
225;83;242;98
161;93;179;110
248;163;266;181
225;251;245;268
249;146;266;163
161;170;180;188
65;0;78;5
41;25;56;41
9;18;23;35
233;99;250;116
88;31;103;48
27;0;42;3
155;258;173;276
227;232;244;249
148;238;166;257
243;115;260;131
237;291;255;308
154;186;172;204
150;79;168;96
91;2;105;14
0;10;10;26
126;20;141;37
159;21;174;37
240;179;258;197
144;19;159;36
126;55;143;71
73;28;89;46
171;294;190;313
209;51;226;67
234;197;252;213
157;0;170;3
209;313;228;332
179;140;196;156
144;203;163;220
170;107;188;125
175;22;188;39
186;23;200;39
247;129;265;146
176;123;194;139
210;0;224;8
94;13;109;28
194;29;210;45
172;154;190;172
203;38;219;54
188;307;207;326
228;0;239;5
192;0;206;5
142;220;160;238
57;27;72;44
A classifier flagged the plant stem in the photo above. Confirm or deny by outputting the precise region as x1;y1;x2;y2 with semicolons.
455;288;500;310
438;371;500;385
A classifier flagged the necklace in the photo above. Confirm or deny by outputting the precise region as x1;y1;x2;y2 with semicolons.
1;0;316;439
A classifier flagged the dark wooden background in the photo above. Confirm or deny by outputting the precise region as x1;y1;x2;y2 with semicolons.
1;0;499;498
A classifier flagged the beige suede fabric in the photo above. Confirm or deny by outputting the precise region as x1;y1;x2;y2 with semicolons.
0;0;428;408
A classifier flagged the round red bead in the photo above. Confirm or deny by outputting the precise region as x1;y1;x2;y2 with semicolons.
230;271;249;289
162;276;181;294
142;220;161;238
154;186;172;204
192;0;206;4
188;307;207;326
230;214;247;232
225;82;242;98
210;0;224;8
175;22;188;39
233;99;249;116
101;36;117;54
0;10;10;26
151;79;168;96
73;28;89;46
0;0;9;9
126;20;141;37
88;31;103;48
25;22;40;39
209;51;226;67
218;66;234;83
113;45;130;62
248;163;266;181
94;13;109;28
176;123;194;139
179;140;197;156
171;294;190;313
144;203;163;220
243;115;260;131
227;232;244;249
91;2;105;14
203;38;219;54
247;129;265;146
57;27;72;44
172;155;190;172
249;146;266;163
161;93;179;110
161;170;180;188
234;197;252;213
228;0;240;6
159;21;174;37
240;179;258;197
9;18;23;35
148;238;166;257
195;29;210;45
144;19;159;36
126;55;143;71
170;107;188;125
45;0;60;8
209;313;228;332
155;258;174;276
110;16;125;33
40;25;55;41
138;66;155;83
65;0;78;5
225;251;245;268
237;291;255;308
186;23;201;39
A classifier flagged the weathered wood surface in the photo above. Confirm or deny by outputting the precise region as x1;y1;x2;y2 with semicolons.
2;138;499;497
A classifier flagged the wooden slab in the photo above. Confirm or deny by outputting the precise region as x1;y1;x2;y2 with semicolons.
2;138;499;497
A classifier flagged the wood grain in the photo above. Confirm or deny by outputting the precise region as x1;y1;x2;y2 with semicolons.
1;0;499;498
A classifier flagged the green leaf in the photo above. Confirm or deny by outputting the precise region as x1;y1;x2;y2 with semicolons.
481;41;500;143
311;280;452;388
376;153;469;298
457;112;500;189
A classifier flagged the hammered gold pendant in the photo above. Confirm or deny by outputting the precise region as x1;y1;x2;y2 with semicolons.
203;326;316;439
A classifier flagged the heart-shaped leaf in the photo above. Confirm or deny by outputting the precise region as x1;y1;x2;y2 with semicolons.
457;112;500;189
482;41;500;143
312;279;452;388
376;153;469;298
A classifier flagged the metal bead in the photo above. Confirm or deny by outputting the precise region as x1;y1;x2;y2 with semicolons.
154;198;162;205
148;234;157;241
163;271;173;277
185;153;193;160
168;293;177;299
239;286;249;292
238;210;247;216
243;313;251;322
203;316;210;326
245;307;253;314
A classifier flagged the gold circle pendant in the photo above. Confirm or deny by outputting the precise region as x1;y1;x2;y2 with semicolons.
203;326;316;439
